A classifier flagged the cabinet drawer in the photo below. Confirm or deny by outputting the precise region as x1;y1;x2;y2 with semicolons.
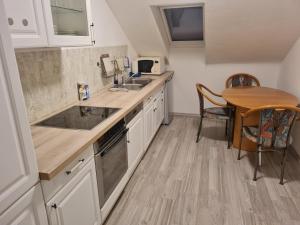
41;145;94;202
143;95;153;107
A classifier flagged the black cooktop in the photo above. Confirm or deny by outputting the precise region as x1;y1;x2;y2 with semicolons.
36;106;120;130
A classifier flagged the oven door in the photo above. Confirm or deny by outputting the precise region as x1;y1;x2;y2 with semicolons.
94;129;128;208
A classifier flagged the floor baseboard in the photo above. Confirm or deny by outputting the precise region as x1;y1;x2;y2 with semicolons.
171;112;199;118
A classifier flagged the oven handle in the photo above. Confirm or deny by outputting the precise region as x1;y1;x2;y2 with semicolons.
95;128;128;157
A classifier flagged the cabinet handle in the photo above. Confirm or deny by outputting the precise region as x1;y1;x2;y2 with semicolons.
8;18;14;26
51;203;57;209
90;23;95;45
22;19;29;26
127;140;130;143
65;159;85;175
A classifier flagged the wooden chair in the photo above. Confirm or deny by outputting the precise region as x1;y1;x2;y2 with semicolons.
196;83;234;148
225;73;260;88
237;105;300;184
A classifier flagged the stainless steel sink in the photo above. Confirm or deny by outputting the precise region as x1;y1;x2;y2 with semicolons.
124;78;152;86
110;78;152;91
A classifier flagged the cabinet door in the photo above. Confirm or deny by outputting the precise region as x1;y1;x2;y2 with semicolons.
43;0;93;46
153;96;161;134
3;0;48;48
127;112;144;175
0;184;48;225
144;102;154;150
160;90;165;123
46;159;101;225
0;2;39;214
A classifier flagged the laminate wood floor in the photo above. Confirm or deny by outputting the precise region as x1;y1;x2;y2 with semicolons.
104;116;300;225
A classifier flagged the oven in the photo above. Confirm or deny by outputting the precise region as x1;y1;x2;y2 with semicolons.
93;119;128;208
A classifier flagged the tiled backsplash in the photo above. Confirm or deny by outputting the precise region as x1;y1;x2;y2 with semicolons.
16;45;127;124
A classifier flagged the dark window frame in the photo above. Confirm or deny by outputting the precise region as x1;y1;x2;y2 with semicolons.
160;4;205;47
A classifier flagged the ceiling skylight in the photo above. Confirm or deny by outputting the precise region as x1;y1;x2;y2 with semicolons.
160;4;204;47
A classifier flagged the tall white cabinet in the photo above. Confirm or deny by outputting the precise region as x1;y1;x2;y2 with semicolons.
0;1;48;224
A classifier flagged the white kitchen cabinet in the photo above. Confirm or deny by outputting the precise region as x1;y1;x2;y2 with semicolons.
3;0;48;48
159;88;165;123
0;184;48;225
143;86;165;151
127;111;144;176
153;94;161;133
3;0;93;48
153;87;165;135
46;158;101;225
144;97;154;150
43;0;94;46
0;2;40;214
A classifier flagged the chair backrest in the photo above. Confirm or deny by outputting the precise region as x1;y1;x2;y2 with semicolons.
196;83;226;115
257;107;298;148
226;73;260;88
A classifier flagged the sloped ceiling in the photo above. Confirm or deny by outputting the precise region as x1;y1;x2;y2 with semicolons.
106;0;300;63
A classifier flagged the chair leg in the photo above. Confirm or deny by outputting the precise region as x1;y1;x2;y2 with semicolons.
280;148;288;185
225;120;228;137
237;127;243;160
253;146;260;181
196;116;203;143
227;119;231;149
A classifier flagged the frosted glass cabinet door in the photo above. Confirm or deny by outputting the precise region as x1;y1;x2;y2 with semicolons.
3;0;48;47
43;0;94;46
0;0;39;214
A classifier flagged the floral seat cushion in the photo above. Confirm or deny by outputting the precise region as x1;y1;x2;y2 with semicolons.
204;107;231;120
242;109;296;149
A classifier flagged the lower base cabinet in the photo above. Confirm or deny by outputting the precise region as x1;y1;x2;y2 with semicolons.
144;99;154;150
144;86;165;150
46;158;101;225
127;110;144;176
0;183;48;225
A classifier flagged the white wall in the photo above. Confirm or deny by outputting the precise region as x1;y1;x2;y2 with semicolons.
168;47;281;114
91;0;137;58
277;37;300;153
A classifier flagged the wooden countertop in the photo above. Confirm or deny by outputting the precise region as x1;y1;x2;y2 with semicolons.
32;71;174;180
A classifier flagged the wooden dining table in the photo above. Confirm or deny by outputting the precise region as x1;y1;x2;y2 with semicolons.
222;86;299;151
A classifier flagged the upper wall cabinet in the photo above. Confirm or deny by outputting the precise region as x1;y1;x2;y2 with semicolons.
3;0;94;48
3;0;48;48
43;0;94;46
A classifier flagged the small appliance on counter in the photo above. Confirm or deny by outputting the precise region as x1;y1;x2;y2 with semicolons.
77;82;90;101
132;56;165;75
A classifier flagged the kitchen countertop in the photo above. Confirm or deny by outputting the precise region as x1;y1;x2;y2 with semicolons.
31;71;174;180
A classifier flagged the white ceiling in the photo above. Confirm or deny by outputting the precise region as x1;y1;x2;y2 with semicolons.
106;0;300;63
